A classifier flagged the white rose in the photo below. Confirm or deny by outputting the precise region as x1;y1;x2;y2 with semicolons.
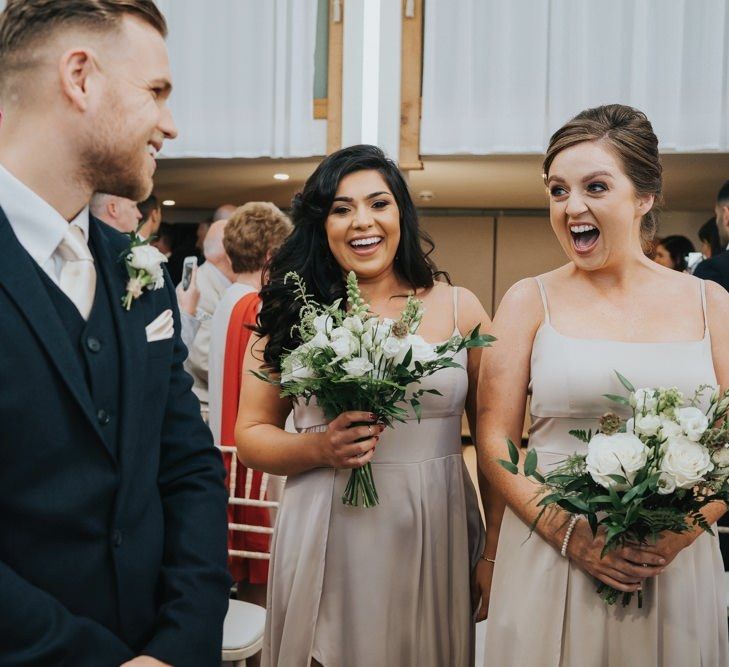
677;407;709;442
281;358;316;384
381;336;404;360
659;418;683;439
128;245;167;273
308;331;329;350
630;388;658;414
313;314;333;335
660;436;713;489
342;357;373;378
406;334;437;365
585;432;649;490
656;471;677;495
633;414;662;437
330;327;357;359
342;316;364;334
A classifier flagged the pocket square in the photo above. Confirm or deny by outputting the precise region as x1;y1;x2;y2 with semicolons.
145;309;174;342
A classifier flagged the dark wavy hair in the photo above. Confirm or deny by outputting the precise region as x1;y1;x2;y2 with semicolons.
656;235;695;272
256;144;445;371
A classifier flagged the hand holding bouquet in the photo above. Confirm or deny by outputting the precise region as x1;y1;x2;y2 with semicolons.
500;372;729;606
255;271;494;507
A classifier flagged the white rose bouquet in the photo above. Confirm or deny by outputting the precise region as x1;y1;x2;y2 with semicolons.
255;271;494;507
500;372;729;606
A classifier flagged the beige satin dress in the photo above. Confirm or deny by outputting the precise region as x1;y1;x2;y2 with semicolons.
484;277;729;666
263;288;485;666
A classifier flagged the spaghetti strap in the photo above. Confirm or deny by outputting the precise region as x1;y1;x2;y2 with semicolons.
699;279;708;333
452;286;460;334
534;277;551;324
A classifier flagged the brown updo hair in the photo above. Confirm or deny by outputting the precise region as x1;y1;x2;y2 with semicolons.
543;104;663;246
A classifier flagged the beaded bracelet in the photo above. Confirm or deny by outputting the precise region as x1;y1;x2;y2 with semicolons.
560;515;581;558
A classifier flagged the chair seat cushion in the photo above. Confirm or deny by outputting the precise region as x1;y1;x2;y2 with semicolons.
223;599;267;649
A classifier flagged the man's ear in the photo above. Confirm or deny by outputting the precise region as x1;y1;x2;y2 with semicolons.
107;199;118;219
58;48;98;112
721;205;729;229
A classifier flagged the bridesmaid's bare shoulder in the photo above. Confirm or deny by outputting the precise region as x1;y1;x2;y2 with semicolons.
494;276;546;335
705;280;729;335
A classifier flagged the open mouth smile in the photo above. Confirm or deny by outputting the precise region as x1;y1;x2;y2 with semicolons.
348;236;384;256
569;223;600;254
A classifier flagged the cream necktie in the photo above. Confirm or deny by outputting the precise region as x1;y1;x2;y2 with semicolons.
57;224;96;319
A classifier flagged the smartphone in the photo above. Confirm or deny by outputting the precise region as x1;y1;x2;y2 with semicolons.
181;256;198;290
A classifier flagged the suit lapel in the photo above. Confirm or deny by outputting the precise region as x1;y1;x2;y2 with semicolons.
0;208;113;457
89;218;147;470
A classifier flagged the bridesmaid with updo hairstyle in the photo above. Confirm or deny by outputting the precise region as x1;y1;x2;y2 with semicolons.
478;104;729;666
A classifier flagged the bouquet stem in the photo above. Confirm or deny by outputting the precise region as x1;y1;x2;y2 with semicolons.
342;463;380;508
596;582;643;609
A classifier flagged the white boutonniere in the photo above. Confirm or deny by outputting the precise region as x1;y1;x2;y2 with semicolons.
120;229;167;310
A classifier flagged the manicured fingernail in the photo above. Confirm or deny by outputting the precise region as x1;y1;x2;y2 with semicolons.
659;559;666;565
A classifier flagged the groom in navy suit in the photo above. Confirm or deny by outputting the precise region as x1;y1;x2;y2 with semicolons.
0;2;230;666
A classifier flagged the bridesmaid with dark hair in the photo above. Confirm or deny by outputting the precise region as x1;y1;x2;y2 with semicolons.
236;145;497;666
479;105;729;666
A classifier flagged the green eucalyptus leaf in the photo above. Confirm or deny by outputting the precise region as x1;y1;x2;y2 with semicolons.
507;438;520;465
615;371;636;394
498;459;519;475
524;449;538;477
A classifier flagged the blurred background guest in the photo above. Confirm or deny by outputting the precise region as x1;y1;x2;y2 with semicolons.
208;202;292;614
695;180;729;291
698;216;723;260
152;221;175;258
184;219;236;422
90;193;141;234
168;223;204;284
196;220;211;253
652;234;695;272
137;193;162;240
213;203;237;221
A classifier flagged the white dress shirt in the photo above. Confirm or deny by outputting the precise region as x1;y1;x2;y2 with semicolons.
0;163;90;284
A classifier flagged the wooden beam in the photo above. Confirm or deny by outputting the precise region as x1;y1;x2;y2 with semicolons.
399;0;424;170
326;0;344;154
314;98;328;120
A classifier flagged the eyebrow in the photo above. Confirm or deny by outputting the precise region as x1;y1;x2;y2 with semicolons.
546;170;613;185
332;191;391;203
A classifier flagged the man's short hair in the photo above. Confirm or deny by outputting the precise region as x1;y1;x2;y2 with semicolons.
0;0;167;94
223;203;293;274
717;180;729;206
137;193;160;223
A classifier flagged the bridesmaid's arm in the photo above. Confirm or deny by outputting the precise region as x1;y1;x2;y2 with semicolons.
695;282;729;527
475;279;573;551
235;334;378;476
457;289;504;557
637;281;729;564
457;287;500;620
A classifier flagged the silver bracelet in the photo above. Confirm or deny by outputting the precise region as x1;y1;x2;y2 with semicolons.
560;515;581;558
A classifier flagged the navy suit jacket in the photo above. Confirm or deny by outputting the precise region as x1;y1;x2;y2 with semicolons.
0;210;231;666
694;250;729;292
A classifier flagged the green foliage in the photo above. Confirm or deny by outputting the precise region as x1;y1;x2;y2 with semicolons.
255;271;496;507
499;371;729;607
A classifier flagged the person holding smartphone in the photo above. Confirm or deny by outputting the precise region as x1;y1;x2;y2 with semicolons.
176;256;202;349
